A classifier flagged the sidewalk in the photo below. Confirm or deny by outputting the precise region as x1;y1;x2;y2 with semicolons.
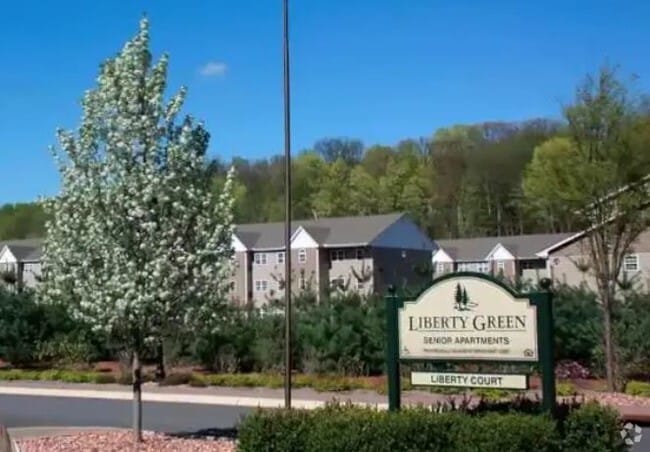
0;380;648;423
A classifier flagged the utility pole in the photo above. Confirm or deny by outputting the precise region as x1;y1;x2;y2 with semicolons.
282;0;293;410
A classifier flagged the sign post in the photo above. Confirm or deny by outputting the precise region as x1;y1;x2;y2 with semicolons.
385;273;555;414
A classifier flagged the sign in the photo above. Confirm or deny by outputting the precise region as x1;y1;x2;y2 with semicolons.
398;276;538;361
411;371;528;390
385;273;556;414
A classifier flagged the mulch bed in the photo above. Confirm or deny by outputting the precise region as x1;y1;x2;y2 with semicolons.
17;430;237;452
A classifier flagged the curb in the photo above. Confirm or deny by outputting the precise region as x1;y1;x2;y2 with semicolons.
0;385;645;423
0;386;388;410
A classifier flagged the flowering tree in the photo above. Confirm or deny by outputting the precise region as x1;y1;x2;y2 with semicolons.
39;18;235;441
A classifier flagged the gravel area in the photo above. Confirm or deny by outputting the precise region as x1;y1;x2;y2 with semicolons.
587;392;650;407
17;430;237;451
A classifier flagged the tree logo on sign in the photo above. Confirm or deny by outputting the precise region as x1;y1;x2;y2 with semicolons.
453;283;477;312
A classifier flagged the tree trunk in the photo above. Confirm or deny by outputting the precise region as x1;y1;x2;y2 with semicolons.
132;351;143;443
600;286;620;392
155;340;166;382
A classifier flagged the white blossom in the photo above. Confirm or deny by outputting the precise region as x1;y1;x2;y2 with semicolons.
38;18;236;352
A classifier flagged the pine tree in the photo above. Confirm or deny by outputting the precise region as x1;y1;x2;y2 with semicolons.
454;283;463;310
461;288;469;310
39;18;235;442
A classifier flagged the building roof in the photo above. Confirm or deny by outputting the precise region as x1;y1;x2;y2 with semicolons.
435;233;575;262
234;212;406;250
0;238;44;262
0;212;415;257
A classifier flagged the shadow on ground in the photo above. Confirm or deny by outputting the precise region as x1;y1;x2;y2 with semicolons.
166;427;239;441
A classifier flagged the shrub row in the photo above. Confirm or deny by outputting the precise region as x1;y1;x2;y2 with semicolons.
238;402;626;452
2;285;650;379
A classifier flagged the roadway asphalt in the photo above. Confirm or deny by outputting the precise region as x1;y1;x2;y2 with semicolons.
0;394;251;437
0;393;648;451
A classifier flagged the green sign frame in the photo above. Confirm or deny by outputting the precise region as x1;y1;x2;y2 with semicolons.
385;272;556;413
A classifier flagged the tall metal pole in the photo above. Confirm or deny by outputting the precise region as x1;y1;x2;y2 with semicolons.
282;0;293;410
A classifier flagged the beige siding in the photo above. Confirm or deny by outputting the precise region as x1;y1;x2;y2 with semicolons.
492;259;517;280
249;248;320;306
229;251;248;305
21;262;41;288
328;247;374;293
250;251;282;305
548;229;650;291
316;248;330;299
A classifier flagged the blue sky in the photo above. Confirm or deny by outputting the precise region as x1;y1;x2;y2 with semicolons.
2;0;650;203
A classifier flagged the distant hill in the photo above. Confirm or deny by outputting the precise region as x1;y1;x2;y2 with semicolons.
0;202;47;240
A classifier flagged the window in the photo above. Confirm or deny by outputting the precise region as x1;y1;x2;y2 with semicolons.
330;277;345;289
254;280;269;292
356;248;364;260
624;255;639;272
497;261;505;273
520;260;538;270
254;253;267;265
356;280;365;290
457;262;488;273
298;248;307;264
435;263;445;274
331;249;346;261
277;252;285;264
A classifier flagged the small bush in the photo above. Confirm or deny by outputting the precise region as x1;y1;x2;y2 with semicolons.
625;380;650;397
561;402;626;452
188;375;208;387
160;372;193;386
472;388;513;401
454;413;559;452
238;408;313;452
556;381;578;397
92;373;117;384
555;360;591;380
0;369;41;381
553;286;601;367
35;336;97;367
116;371;155;385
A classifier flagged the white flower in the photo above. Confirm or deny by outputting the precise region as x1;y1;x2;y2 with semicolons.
38;18;236;352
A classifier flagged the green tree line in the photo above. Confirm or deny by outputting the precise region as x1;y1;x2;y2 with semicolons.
2;67;649;242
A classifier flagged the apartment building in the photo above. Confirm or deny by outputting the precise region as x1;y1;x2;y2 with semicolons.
433;228;650;292
540;229;650;292
0;238;43;289
432;233;574;284
231;212;434;305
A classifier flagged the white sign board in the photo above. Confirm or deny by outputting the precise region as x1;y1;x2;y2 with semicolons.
398;276;538;361
411;372;528;390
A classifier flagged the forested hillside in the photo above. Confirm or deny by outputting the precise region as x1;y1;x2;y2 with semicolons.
2;68;650;242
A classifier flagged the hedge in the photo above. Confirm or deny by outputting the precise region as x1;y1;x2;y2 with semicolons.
238;402;627;452
3;286;650;380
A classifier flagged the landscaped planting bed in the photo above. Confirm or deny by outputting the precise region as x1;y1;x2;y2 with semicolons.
17;431;236;452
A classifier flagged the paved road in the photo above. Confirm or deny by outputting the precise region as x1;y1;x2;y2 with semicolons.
0;394;648;451
0;394;251;435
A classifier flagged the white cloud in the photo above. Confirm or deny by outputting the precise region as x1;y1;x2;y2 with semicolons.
199;61;227;77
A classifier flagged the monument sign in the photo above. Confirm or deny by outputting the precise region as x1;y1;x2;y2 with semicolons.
385;273;556;412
